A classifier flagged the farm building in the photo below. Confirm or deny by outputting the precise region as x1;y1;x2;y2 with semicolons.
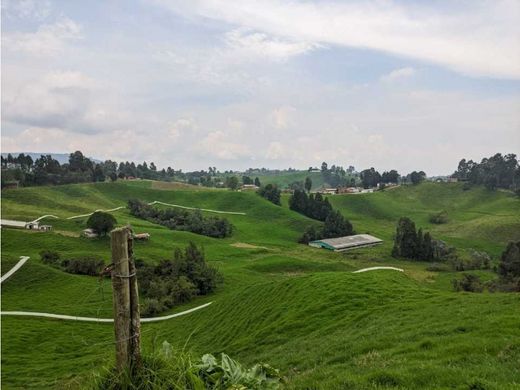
317;188;338;195
0;219;28;229
240;184;259;191
0;219;52;231
309;234;383;251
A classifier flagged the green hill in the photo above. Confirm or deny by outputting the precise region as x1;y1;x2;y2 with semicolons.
1;181;519;388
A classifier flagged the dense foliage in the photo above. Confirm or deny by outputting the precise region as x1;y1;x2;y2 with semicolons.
452;153;519;191
429;210;449;224
40;250;105;276
257;184;281;205
299;210;354;244
391;217;435;261
86;211;117;237
128;199;233;238
137;242;222;316
452;274;484;292
497;241;520;291
289;190;332;221
1;151;177;188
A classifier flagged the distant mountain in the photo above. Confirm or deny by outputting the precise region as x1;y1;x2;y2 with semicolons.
1;152;102;164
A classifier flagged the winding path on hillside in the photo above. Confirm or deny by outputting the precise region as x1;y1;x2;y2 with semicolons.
1;259;402;323
1;256;30;284
30;201;246;222
352;266;404;273
1;302;213;323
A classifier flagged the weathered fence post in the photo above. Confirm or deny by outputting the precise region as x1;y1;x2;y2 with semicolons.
111;226;141;373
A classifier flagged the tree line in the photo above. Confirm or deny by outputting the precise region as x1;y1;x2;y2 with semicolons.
128;199;233;238
452;153;519;192
0;151;177;188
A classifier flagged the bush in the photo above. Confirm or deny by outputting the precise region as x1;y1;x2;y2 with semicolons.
257;184;281;205
61;257;105;276
452;274;484;292
137;242;222;315
40;250;61;266
86;211;117;236
91;341;283;390
429;210;449;224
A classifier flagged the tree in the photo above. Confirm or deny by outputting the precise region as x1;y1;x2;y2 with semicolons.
409;171;426;185
392;217;417;259
304;177;312;192
225;176;239;190
322;210;353;238
257;184;281;205
360;168;381;188
381;170;399;184
86;211;116;236
498;241;520;280
93;165;105;182
242;176;253;185
254;177;261;187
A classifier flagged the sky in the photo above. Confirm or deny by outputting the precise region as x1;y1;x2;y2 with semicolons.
1;0;519;175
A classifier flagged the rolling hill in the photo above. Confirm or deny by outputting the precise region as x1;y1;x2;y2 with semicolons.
1;180;519;389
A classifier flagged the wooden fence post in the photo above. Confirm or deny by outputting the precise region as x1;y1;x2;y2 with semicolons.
111;226;141;373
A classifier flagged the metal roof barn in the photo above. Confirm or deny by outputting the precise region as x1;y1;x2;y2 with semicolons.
309;234;383;251
0;219;28;229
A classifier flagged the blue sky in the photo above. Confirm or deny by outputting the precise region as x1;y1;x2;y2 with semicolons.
2;0;519;175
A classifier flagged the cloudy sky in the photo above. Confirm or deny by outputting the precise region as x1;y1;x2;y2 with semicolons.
2;0;519;175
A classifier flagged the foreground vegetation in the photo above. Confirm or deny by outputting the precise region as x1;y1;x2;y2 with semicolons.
1;180;519;389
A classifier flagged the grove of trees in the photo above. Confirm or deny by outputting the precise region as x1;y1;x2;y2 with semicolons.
137;242;222;316
452;153;519;191
257;184;281;205
391;217;435;261
128;199;233;238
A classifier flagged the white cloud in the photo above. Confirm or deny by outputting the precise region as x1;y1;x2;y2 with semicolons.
265;141;285;159
271;106;296;129
197;131;251;160
169;118;196;139
156;0;520;79
381;67;416;82
2;17;82;56
224;28;316;62
2;0;52;21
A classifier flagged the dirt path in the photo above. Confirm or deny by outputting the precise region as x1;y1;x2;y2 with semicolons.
30;201;246;222
1;302;213;323
1;256;30;284
352;266;404;273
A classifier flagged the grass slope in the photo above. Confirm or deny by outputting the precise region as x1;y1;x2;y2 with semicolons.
1;181;519;389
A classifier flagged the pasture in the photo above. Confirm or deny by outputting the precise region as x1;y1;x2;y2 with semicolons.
1;180;519;389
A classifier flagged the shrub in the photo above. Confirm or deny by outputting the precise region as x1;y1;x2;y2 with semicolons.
86;211;117;236
91;341;283;390
40;250;60;266
452;274;484;292
257;184;281;205
137;242;222;315
61;257;105;276
429;210;449;224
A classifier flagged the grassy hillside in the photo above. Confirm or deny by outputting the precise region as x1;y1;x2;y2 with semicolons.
1;181;519;389
253;171;326;190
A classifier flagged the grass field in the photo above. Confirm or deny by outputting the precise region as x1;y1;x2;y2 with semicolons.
1;180;520;389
